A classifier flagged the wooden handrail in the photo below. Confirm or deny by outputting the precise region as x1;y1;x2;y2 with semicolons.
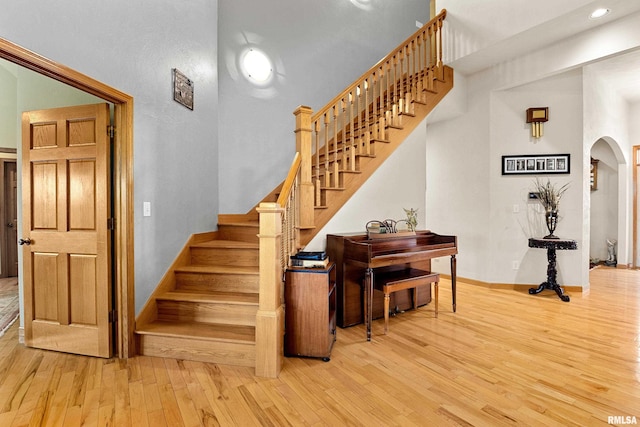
305;9;448;210
276;152;301;207
311;9;446;123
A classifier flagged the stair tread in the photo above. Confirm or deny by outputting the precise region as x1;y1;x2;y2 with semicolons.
217;221;259;228
191;240;258;249
158;290;259;305
137;320;255;343
175;265;259;275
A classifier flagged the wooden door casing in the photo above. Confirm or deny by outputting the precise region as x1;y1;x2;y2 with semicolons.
22;103;112;358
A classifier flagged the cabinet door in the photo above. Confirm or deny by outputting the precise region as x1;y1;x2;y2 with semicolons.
285;266;334;358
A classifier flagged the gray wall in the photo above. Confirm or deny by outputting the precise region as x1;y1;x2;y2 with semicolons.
218;0;432;213
1;0;431;313
1;0;219;313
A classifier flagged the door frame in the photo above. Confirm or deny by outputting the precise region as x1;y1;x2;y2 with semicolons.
0;38;135;357
633;145;640;269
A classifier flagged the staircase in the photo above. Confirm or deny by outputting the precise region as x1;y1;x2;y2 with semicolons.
135;10;452;377
135;221;261;366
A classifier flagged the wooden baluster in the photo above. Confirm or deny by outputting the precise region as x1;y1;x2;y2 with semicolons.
372;71;379;140
418;33;425;101
392;54;399;127
341;98;348;172
410;40;418;107
348;89;356;171
363;77;371;156
399;50;404;118
377;64;387;140
384;60;391;131
332;104;339;187
400;46;409;116
404;44;411;111
314;120;321;206
323;112;330;189
436;17;444;80
427;25;434;92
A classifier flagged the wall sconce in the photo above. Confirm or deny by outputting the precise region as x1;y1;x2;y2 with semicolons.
526;107;548;138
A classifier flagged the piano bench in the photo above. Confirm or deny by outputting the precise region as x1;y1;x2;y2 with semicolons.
373;269;439;334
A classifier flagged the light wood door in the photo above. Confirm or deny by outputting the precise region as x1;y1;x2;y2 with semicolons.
21;103;112;358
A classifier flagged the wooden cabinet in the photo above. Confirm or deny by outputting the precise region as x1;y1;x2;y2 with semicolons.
284;263;336;361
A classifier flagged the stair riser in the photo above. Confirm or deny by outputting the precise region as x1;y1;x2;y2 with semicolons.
137;334;255;367
217;225;259;244
175;272;259;294
190;247;259;267
157;300;257;326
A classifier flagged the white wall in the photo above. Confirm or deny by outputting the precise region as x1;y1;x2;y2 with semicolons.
583;62;631;268
426;70;491;280
490;70;584;286
427;69;585;286
0;63;17;149
218;0;432;214
426;11;640;289
305;118;427;251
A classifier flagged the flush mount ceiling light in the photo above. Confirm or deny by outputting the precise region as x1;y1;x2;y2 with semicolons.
241;48;273;84
589;8;610;19
350;0;373;10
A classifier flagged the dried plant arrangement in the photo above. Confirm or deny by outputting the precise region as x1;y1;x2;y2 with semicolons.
533;178;570;213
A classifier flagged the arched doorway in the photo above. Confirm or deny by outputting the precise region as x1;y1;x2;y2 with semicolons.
588;136;628;271
0;38;135;357
590;139;619;267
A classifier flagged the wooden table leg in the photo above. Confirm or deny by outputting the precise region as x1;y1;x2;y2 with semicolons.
384;292;390;334
450;254;457;312
434;280;439;318
365;268;373;341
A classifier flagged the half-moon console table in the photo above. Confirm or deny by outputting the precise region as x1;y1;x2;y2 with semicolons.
528;237;577;302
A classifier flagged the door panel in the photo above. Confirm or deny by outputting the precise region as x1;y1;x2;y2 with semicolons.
22;103;112;358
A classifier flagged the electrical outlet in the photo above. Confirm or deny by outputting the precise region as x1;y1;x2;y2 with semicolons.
143;202;151;217
512;260;519;270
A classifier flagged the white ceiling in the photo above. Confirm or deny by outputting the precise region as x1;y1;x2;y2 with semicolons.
438;0;640;102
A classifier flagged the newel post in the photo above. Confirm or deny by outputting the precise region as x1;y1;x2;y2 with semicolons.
294;105;315;229
255;202;285;378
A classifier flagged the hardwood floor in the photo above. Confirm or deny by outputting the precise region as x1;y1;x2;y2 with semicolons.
0;267;638;426
0;277;18;336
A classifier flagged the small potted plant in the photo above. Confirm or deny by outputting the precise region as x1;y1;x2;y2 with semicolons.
533;178;569;239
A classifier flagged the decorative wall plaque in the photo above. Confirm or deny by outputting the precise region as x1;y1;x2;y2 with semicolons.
173;68;194;110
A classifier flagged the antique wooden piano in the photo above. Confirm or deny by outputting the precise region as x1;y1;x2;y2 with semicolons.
327;230;458;340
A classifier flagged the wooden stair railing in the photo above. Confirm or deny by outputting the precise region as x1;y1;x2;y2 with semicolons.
302;9;448;244
255;153;301;377
257;10;450;377
136;10;450;380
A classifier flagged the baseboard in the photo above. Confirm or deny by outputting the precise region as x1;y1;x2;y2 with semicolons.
438;274;584;293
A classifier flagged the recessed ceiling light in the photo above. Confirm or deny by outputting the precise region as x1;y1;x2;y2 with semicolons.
589;8;610;19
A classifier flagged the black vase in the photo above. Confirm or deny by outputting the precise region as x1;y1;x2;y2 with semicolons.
544;210;559;239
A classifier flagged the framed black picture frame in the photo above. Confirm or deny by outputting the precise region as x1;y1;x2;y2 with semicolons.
501;154;570;175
